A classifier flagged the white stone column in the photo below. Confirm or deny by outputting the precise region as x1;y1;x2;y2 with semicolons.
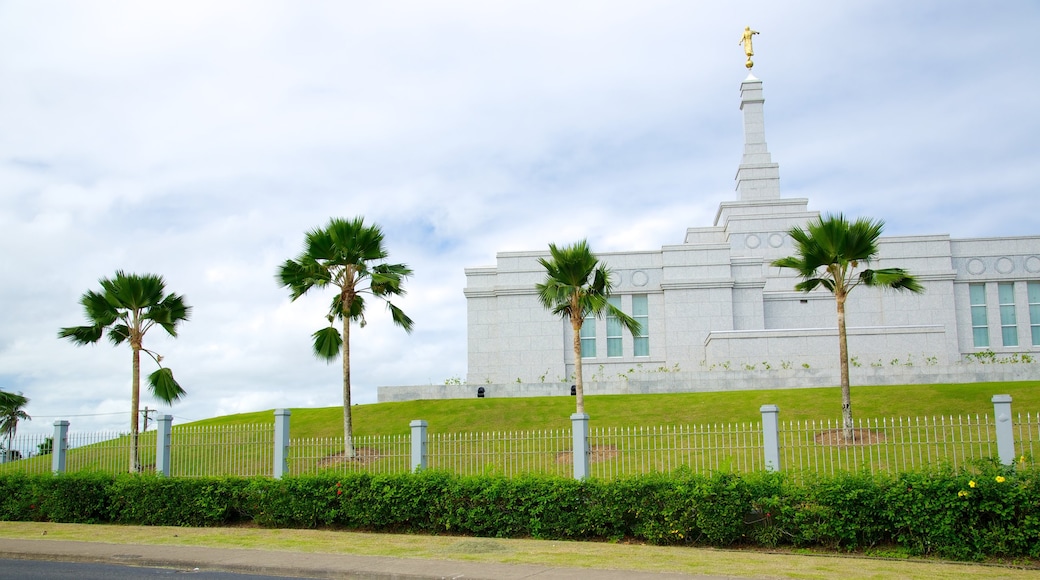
992;395;1015;465
760;405;781;471
52;420;69;475
156;415;173;477
274;409;291;479
571;413;590;480
410;420;428;472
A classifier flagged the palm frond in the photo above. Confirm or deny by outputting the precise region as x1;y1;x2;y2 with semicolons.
81;290;119;327
108;324;131;345
605;301;641;336
0;391;28;409
386;302;415;332
773;213;905;298
538;239;633;331
311;326;343;361
145;293;192;336
148;367;186;403
278;258;328;299
57;324;104;345
101;271;167;311
860;268;924;293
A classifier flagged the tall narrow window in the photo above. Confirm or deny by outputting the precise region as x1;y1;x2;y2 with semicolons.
606;297;622;357
580;312;596;358
969;283;989;348
1029;282;1040;346
999;282;1018;347
632;295;649;357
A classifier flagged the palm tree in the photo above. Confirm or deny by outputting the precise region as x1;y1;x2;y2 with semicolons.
277;217;414;458
59;271;191;472
537;240;640;415
771;214;923;441
0;391;30;463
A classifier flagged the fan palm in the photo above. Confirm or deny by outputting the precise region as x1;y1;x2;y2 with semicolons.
0;391;30;463
537;240;640;414
59;271;191;472
278;217;414;458
772;214;922;440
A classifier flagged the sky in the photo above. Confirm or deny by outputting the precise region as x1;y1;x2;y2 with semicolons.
2;1;1038;435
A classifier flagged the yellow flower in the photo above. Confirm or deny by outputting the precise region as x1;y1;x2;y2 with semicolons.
958;490;968;497
996;476;1006;483
969;480;976;488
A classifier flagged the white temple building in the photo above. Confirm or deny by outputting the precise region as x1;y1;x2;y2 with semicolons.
379;72;1040;402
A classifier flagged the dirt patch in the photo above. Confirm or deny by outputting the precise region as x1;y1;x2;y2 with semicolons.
318;447;381;466
556;444;620;464
814;428;887;446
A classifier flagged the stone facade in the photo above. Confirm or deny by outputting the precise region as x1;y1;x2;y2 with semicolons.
378;73;1040;403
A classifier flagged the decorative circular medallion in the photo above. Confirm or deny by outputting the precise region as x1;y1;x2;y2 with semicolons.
745;234;761;249
996;257;1015;274
768;233;784;248
631;271;649;287
966;258;986;275
1026;256;1040;273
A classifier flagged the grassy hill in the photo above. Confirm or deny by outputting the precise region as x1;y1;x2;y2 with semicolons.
189;381;1040;437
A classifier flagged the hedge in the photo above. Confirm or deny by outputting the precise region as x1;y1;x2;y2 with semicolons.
2;461;1037;561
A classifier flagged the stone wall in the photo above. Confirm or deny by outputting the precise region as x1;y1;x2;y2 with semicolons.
378;362;1038;402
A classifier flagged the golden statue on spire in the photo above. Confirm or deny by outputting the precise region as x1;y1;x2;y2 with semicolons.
740;26;759;69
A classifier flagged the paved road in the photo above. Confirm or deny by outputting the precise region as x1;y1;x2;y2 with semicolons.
0;538;742;580
0;558;296;579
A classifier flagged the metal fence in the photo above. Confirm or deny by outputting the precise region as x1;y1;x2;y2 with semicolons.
171;424;274;477
1015;411;1040;462
427;429;573;477
589;423;764;479
2;405;1036;480
780;415;1000;475
289;434;410;476
0;430;139;475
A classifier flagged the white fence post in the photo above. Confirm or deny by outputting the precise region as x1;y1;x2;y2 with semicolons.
410;420;428;472
52;420;69;475
571;413;590;480
156;415;173;476
760;404;780;471
274;409;291;478
992;394;1015;465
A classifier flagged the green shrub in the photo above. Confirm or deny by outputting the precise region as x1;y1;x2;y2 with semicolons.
107;475;249;526
1;465;1037;561
39;472;115;523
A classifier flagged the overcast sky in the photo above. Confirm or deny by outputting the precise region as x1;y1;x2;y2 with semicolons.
2;1;1038;434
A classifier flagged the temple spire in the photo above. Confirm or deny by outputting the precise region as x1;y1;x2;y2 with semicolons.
734;73;781;201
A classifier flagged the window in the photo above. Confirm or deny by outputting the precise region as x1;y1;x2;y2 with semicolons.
999;282;1018;347
606;297;622;357
1029;282;1040;346
580;312;596;358
969;284;989;348
633;295;649;357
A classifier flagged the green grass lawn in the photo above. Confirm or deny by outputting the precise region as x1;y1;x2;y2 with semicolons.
189;381;1040;436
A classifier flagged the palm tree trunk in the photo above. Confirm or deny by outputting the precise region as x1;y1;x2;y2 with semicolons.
130;345;141;473
572;314;585;415
342;315;356;459
836;292;854;442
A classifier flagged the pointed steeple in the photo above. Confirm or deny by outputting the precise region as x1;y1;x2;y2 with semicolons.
734;73;781;201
